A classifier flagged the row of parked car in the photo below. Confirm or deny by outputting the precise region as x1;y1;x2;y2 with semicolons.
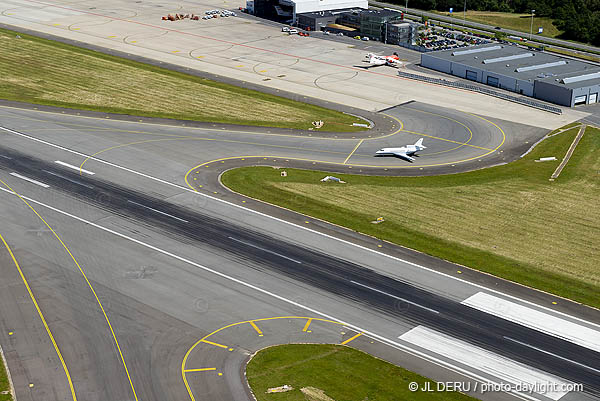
438;30;490;46
282;27;310;36
203;9;236;19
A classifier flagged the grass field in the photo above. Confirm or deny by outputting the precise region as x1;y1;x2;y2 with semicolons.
246;344;475;401
435;10;562;38
0;28;364;131
222;125;600;307
0;351;12;401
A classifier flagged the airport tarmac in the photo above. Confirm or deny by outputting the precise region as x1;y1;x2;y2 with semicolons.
0;102;546;177
0;2;599;400
1;105;599;401
0;0;591;129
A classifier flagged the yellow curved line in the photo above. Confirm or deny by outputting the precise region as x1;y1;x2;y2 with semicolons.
78;133;383;174
383;111;484;152
0;179;139;401
181;316;343;401
0;231;78;401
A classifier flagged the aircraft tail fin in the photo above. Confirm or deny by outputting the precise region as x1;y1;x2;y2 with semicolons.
415;138;425;148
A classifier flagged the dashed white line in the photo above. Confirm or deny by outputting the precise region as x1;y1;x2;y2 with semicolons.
0;187;538;401
350;280;440;314
9;172;50;188
503;336;600;374
3;123;600;334
126;200;188;223
43;170;94;189
0;154;12;160
228;236;302;264
55;160;95;175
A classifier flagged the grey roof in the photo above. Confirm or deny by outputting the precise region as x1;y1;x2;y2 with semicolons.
428;44;600;89
482;52;534;64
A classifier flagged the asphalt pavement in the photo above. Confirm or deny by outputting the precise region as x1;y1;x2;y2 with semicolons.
0;104;599;401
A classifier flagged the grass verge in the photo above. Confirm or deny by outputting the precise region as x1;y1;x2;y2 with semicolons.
246;344;476;401
222;126;600;308
0;27;364;132
433;10;562;38
0;350;12;401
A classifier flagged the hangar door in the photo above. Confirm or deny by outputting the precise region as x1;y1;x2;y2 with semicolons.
486;76;499;87
589;93;598;104
574;95;587;105
466;70;477;81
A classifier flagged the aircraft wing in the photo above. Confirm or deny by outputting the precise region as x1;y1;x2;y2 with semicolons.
393;152;415;162
369;57;387;66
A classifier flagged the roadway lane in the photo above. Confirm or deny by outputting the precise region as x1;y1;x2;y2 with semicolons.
1;146;599;399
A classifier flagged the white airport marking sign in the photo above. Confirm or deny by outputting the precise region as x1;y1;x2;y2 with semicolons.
399;325;573;400
462;292;600;353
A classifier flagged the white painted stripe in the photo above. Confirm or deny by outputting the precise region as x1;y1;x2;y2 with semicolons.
462;292;600;353
127;200;188;223
55;160;95;175
400;326;571;401
228;236;301;264
3;124;600;336
350;280;439;314
504;336;600;374
43;170;94;189
0;188;542;401
9;172;50;188
0;154;12;160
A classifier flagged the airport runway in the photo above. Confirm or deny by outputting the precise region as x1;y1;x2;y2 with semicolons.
0;105;599;401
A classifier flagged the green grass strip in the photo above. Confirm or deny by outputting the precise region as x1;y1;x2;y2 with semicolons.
0;350;12;401
247;344;476;401
222;126;600;307
0;27;364;132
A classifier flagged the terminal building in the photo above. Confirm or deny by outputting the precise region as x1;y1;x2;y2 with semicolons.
421;44;600;107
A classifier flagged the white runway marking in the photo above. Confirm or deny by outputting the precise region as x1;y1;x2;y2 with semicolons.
400;326;571;401
0;188;543;401
3;123;599;330
10;172;50;188
55;160;95;175
462;292;600;353
504;336;600;374
350;280;439;314
228;236;302;264
127;200;189;223
43;170;94;189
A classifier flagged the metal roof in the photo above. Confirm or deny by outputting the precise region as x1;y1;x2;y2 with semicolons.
426;44;600;88
482;53;533;64
561;71;600;84
515;60;567;72
452;45;501;56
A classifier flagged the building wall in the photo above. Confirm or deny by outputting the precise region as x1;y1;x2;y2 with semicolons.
421;53;451;74
571;83;600;106
421;53;577;105
533;80;573;106
385;23;415;45
297;14;336;30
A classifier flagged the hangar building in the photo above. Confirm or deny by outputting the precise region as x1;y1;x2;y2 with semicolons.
421;44;600;107
248;0;367;23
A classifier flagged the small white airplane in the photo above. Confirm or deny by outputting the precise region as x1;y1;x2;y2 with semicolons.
364;52;403;68
374;138;426;162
